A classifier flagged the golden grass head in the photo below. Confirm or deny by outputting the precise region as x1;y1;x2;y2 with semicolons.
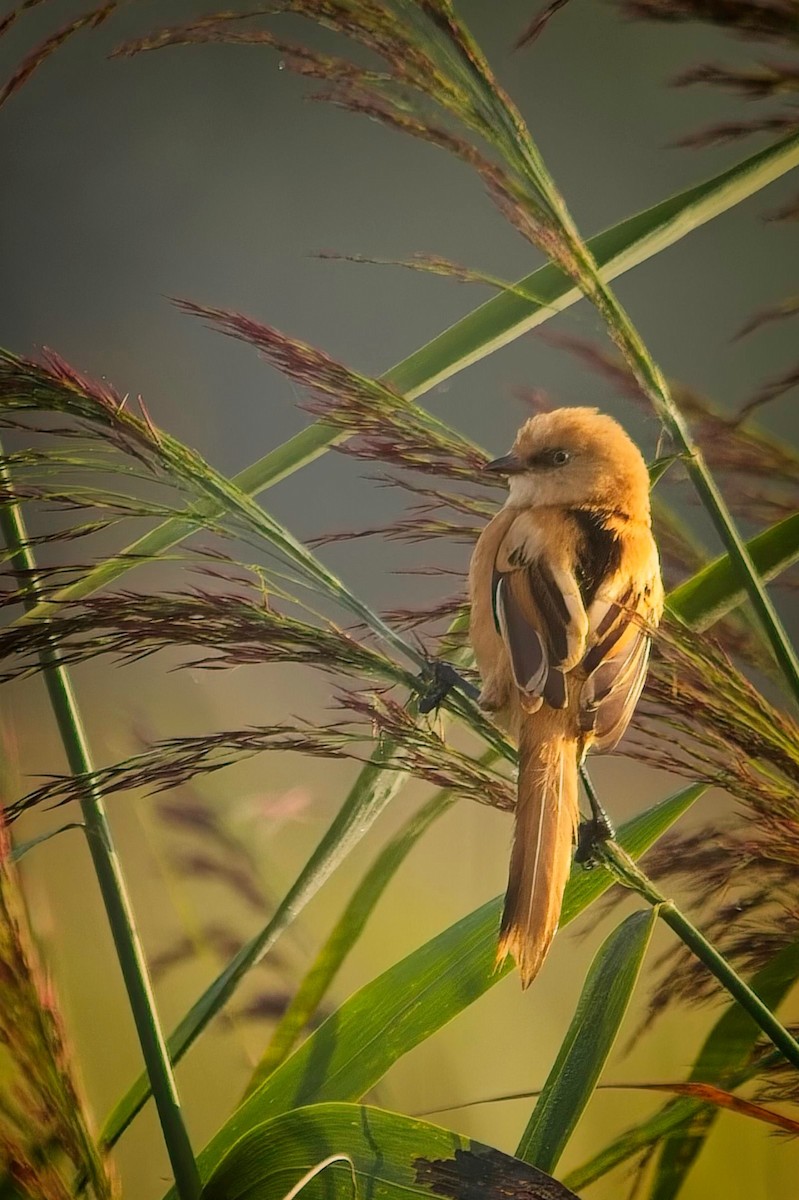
484;406;651;516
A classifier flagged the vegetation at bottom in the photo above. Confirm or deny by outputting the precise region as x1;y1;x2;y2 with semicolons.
0;2;797;1198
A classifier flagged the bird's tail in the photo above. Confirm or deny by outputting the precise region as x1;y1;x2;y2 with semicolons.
497;713;579;988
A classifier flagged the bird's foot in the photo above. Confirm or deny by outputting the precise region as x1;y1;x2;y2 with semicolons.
417;659;480;714
575;811;615;868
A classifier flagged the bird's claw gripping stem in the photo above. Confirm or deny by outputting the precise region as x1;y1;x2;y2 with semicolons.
575;813;615;867
417;659;480;714
576;763;615;867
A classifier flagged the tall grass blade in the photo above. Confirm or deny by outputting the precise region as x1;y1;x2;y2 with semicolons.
516;909;657;1174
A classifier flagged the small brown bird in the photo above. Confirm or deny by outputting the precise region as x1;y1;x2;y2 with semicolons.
469;407;663;988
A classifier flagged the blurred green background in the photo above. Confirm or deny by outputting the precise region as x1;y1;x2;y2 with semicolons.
1;2;797;1197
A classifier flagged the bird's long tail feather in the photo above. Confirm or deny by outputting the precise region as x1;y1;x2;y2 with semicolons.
497;715;579;988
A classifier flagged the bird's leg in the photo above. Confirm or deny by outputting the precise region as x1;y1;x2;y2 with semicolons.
416;659;480;714
575;761;615;867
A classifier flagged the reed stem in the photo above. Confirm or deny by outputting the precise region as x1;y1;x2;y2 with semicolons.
0;448;201;1200
598;838;799;1072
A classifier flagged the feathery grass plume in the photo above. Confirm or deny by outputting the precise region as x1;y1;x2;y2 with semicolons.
618;0;799;41
6;691;514;820
174;299;489;482
0;814;116;1199
671;112;799;148
515;0;573;49
0;2;120;110
603;617;799;1032
675;60;799;98
0;348;248;535
618;1;799;149
114;2;593;287
752;1043;799;1115
0;583;417;688
314;249;556;308
0;1;56;41
634;620;798;810
736;362;799;423
630;821;798;1023
311;507;485;550
733;294;799;339
145;771;304;1033
1;344;442;655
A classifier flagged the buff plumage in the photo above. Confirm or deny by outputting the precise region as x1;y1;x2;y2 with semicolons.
469;407;663;987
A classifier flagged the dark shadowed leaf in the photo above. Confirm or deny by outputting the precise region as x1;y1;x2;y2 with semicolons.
199;1103;579;1200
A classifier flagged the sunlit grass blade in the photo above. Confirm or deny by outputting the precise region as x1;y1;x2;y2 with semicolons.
10;822;85;863
101;737;407;1151
614;1083;799;1136
199;1103;579;1200
667;512;799;631
516;908;657;1174
388;128;799;397
20;128;799;621
564;938;799;1193
244;779;468;1094
182;784;704;1190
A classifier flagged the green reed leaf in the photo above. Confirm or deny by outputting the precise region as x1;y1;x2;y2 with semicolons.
667;512;799;631
517;909;657;1174
101;738;406;1152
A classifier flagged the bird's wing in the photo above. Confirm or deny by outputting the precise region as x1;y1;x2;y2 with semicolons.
492;509;588;710
578;529;662;751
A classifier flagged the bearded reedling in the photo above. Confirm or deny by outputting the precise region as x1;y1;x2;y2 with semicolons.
469;408;663;987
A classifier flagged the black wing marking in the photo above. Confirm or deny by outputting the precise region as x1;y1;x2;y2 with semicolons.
493;561;576;710
495;575;549;696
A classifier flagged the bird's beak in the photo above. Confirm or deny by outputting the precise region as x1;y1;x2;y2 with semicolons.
483;452;525;475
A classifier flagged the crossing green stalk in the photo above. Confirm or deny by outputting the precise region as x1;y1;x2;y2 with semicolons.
0;447;201;1200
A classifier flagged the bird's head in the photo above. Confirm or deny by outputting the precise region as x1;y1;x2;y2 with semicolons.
483;406;651;516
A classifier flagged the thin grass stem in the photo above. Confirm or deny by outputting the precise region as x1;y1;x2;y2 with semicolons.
0;447;201;1200
597;838;799;1072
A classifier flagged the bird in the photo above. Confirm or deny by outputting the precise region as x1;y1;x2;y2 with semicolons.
469;407;663;988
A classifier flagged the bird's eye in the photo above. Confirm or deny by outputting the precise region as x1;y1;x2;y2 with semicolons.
551;449;570;466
